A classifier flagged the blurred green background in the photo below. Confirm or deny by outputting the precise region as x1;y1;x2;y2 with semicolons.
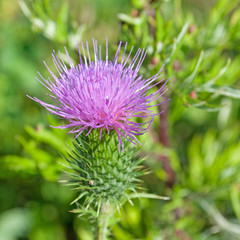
1;0;240;239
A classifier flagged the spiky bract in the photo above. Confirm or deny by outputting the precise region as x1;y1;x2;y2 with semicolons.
65;130;145;214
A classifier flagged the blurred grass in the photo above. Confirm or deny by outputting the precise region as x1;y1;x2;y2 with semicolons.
0;0;54;155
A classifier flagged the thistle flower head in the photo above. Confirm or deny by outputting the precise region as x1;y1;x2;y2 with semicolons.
29;39;168;150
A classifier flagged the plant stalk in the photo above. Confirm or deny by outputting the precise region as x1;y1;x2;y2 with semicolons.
158;95;175;188
97;200;111;240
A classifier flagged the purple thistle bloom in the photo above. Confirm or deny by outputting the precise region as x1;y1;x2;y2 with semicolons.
29;39;168;151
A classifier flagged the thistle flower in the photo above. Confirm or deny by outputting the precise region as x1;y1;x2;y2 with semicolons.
29;39;168;150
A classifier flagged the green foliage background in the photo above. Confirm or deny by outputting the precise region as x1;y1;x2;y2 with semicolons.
0;0;240;239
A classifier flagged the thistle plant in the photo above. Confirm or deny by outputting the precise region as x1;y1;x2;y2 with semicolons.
29;39;169;239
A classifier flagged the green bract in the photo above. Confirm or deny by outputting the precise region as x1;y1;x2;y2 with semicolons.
64;130;145;215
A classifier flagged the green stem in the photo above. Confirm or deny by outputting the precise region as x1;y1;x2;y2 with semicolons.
97;201;111;240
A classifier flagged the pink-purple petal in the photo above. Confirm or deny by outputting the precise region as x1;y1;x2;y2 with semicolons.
29;39;168;151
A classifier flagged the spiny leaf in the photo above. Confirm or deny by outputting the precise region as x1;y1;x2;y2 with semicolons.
181;51;204;87
196;85;240;99
203;58;231;86
165;21;190;65
118;13;143;26
129;192;170;200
